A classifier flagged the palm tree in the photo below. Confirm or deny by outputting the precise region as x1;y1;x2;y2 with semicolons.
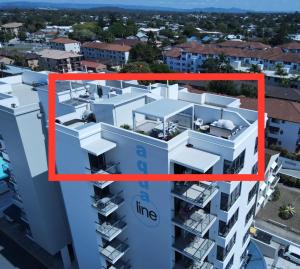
275;63;288;77
279;204;296;220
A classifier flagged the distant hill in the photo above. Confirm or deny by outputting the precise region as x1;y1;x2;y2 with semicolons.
0;1;249;13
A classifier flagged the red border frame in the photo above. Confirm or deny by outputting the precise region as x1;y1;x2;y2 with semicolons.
48;73;265;181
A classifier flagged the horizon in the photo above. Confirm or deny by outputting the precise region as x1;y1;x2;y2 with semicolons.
3;0;300;12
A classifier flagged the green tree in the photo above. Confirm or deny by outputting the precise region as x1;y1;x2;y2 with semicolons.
207;81;238;96
159;28;174;39
182;24;198;37
275;63;288;77
201;54;233;73
18;30;27;41
150;63;172;73
270;23;290;46
279;204;296;220
121;61;151;73
129;43;160;64
249;64;261;73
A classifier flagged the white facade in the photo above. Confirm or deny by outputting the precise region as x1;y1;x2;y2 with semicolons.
267;118;300;153
36;78;265;269
256;149;281;214
81;42;130;65
164;45;300;74
0;72;72;267
50;40;81;53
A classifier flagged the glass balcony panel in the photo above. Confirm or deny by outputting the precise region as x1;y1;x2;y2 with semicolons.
173;236;214;263
172;182;218;207
99;239;129;264
96;218;127;241
173;209;216;237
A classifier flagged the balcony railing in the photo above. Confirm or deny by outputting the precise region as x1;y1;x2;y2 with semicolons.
173;235;214;263
172;182;218;208
92;191;124;217
106;259;131;269
272;161;282;175
173;209;216;237
94;181;114;189
174;259;213;269
87;162;120;175
96;217;127;242
99;239;129;264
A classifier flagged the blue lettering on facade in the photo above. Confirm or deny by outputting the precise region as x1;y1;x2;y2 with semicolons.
131;145;159;227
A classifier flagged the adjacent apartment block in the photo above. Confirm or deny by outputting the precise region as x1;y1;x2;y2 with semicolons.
50;37;81;53
37;77;264;269
38;49;82;73
255;149;281;214
164;41;300;74
0;72;72;268
0;22;23;36
240;96;300;154
81;42;131;65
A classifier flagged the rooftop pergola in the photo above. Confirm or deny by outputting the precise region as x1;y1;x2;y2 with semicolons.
132;99;194;139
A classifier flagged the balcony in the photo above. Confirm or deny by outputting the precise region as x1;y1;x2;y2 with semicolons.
92;191;124;217
94;181;114;189
107;259;131;269
173;209;216;237
87;162;120;175
173;235;214;263
272;161;282;175
174;260;213;269
99;239;129;264
96;217;127;242
172;182;218;208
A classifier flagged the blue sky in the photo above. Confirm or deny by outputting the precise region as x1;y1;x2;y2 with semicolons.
8;0;300;11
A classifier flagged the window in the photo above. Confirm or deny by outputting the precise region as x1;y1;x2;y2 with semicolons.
254;137;258;154
88;153;106;172
248;182;258;203
252;162;258;174
219;209;239;237
245;204;256;225
217;233;236;261
220;183;241;211
225;255;234;269
243;231;250;245
223;150;245;174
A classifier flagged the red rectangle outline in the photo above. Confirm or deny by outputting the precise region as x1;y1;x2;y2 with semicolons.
48;73;265;181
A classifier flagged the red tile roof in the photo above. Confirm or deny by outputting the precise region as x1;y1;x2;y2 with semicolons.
50;37;80;44
279;41;300;50
187;86;300;124
217;40;271;50
82;42;131;52
80;60;106;69
165;42;300;64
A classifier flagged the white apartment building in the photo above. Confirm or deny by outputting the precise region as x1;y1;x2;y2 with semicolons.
81;42;131;65
36;78;265;269
255;149;281;215
38;49;82;73
50;37;81;53
0;72;72;268
240;96;300;154
164;41;300;74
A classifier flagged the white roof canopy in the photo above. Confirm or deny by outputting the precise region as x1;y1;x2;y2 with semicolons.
170;145;220;173
82;139;116;156
133;99;193;121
